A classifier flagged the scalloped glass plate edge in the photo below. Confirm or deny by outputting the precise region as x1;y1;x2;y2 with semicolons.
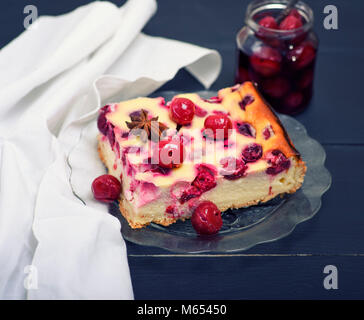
114;91;332;253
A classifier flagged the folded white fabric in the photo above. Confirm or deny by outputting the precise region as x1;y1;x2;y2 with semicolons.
0;0;221;299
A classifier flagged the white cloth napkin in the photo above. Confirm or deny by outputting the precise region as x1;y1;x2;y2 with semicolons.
0;0;221;299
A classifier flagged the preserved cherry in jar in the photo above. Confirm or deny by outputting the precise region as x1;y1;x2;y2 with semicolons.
235;0;318;114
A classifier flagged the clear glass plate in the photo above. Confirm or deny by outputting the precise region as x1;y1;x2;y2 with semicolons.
107;91;331;253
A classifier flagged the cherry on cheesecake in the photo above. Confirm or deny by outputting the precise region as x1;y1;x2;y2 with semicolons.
179;164;217;204
203;114;233;140
239;94;255;110
265;149;291;175
242;143;263;163
192;164;217;192
92;174;122;203
236;122;256;138
97;105;110;136
194;105;208;117
97;104;116;146
220;157;247;180
191;201;223;235
169;98;195;125
155;137;186;169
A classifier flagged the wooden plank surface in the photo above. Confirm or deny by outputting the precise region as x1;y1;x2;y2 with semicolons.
1;0;362;299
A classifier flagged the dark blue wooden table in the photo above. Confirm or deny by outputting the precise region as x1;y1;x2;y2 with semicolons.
2;0;363;299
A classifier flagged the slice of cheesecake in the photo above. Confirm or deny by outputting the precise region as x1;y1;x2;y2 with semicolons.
97;82;306;228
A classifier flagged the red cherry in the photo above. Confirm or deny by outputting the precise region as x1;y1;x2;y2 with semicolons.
192;164;217;193
241;143;263;163
266;150;291;175
262;77;290;98
97;105;116;147
191;201;222;235
262;126;272;140
165;205;177;215
250;46;282;77
194;105;208;117
204;96;222;104
155;137;185;169
220;157;247;180
298;69;314;89
92;174;121;203
284;92;303;109
179;186;201;204
259;15;278;29
178;165;217;204
287;43;316;70
236;122;256;138
288;9;301;19
170;181;191;200
239;95;255;110
203;114;233;140
279;15;303;30
97;105;110;136
169;98;195;125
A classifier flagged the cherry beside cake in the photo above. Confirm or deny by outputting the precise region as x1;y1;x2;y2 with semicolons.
95;82;306;233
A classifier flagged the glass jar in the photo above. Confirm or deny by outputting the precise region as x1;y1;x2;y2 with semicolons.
235;0;318;115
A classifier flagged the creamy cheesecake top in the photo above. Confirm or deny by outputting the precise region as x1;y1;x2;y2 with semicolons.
99;82;300;189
